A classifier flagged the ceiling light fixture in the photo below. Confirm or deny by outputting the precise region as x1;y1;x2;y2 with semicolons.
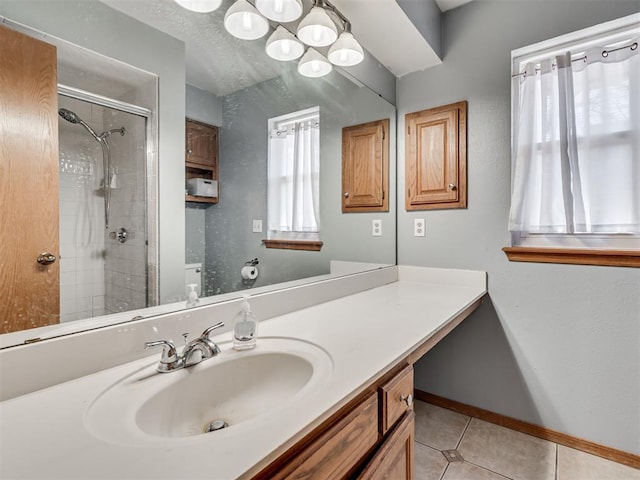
256;0;303;23
296;1;338;47
298;48;333;78
181;0;364;78
174;0;222;13
224;0;270;40
266;26;305;61
327;24;363;67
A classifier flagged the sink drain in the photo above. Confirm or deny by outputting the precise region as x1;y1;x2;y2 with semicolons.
204;419;229;433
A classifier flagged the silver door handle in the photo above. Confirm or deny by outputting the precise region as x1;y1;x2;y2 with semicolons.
448;183;457;191
37;252;57;265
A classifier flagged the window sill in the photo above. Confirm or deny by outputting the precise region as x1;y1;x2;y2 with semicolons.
502;247;640;268
263;239;323;252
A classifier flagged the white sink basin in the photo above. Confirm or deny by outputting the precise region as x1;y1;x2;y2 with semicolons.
85;337;333;446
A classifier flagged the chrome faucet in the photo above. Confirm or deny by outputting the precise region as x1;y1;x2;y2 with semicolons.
145;322;224;373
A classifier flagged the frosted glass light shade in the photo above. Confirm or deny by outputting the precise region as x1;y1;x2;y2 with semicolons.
328;32;364;66
174;0;222;12
256;0;303;22
266;26;304;61
298;48;332;77
296;7;338;47
224;0;270;40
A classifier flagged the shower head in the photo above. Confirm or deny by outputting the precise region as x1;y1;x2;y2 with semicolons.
58;108;101;141
58;108;81;124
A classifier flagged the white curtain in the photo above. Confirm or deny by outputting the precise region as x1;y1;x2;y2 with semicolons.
509;39;640;234
267;119;320;234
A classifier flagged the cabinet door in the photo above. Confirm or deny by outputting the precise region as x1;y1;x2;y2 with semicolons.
268;393;379;480
405;101;466;210
186;119;218;169
342;119;389;213
358;412;415;480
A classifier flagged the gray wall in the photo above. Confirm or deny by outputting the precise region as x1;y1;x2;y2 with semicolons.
1;0;187;305
206;66;396;295
186;83;223;126
397;0;640;453
185;84;223;267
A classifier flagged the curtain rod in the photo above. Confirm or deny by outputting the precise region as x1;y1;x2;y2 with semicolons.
511;40;637;78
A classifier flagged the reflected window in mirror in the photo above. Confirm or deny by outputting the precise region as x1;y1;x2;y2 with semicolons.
265;107;323;251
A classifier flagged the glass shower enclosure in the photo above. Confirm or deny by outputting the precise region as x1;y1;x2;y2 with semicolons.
57;93;149;321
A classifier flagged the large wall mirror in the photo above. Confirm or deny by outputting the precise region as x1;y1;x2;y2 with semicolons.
0;0;396;348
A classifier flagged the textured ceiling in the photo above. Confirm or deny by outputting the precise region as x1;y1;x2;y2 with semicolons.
100;0;476;96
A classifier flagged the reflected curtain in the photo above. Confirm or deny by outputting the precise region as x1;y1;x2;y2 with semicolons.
267;119;320;235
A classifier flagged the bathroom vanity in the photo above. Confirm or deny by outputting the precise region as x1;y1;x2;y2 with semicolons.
0;266;486;479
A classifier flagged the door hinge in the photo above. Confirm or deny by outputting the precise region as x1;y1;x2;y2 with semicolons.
407;126;410;135
382;128;385;140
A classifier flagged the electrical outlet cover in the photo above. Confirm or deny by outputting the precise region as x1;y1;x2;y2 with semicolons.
372;219;382;237
414;218;425;237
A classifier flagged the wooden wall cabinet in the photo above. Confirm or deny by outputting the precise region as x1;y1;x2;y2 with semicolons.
405;101;467;210
255;364;415;480
342;119;389;213
185;118;219;204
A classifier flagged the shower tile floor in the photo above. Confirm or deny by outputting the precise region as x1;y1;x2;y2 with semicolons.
413;400;640;480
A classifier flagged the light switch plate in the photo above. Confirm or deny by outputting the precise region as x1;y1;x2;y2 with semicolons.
252;219;262;233
372;219;382;237
414;218;425;237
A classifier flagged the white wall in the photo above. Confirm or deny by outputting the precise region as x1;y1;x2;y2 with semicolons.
0;0;186;305
398;0;640;454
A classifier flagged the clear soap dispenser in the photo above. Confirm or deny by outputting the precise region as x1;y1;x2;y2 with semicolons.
233;296;258;350
186;283;199;308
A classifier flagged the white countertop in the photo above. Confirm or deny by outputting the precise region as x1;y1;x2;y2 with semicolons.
0;266;486;480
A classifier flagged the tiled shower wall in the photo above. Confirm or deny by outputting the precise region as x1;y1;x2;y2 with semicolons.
58;96;147;321
58;97;107;322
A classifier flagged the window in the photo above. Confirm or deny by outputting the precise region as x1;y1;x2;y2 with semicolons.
265;106;323;251
505;14;640;267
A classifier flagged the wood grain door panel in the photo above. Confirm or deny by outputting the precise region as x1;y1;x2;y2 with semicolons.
358;412;415;480
0;25;60;332
405;101;467;211
342;119;389;213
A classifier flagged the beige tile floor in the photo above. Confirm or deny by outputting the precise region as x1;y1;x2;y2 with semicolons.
414;400;640;480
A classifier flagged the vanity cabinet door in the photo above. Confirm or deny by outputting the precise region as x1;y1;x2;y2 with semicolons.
270;393;379;480
357;411;415;480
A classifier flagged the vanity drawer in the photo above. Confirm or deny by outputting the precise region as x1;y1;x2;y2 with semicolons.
273;392;379;480
379;364;414;434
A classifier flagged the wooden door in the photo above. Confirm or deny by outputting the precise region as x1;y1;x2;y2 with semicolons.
358;412;415;480
342;118;389;213
405;101;467;210
0;25;60;333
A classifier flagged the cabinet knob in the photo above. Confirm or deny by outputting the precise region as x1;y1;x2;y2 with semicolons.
448;183;457;191
37;252;57;265
188;149;192;155
400;393;414;407
344;192;349;198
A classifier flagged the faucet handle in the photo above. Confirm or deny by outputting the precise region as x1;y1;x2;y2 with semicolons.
145;340;183;372
197;322;224;356
201;321;224;340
